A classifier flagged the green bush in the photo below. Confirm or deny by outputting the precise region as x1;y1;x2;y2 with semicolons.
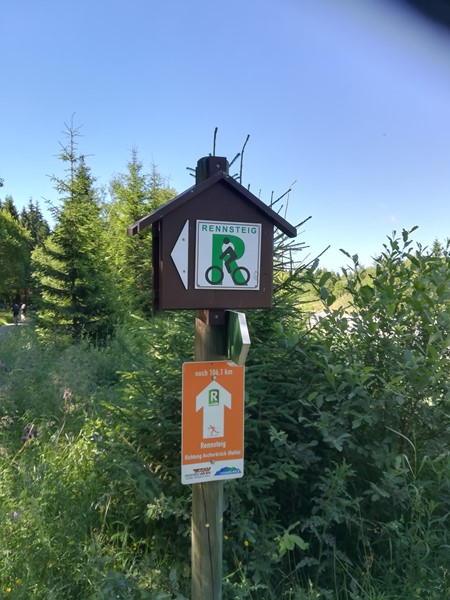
0;325;164;598
260;229;450;597
1;229;449;598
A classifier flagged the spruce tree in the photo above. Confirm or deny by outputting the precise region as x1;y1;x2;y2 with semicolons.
1;195;20;221
20;200;50;248
107;149;176;314
32;123;117;340
0;208;31;303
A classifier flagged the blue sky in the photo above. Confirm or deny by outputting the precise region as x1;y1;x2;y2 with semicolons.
2;0;450;271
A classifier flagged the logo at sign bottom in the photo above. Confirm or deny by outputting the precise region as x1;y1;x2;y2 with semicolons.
182;459;243;484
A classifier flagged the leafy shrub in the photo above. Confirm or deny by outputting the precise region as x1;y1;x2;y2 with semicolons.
1;229;449;599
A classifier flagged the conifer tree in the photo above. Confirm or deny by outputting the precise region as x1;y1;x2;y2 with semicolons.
1;195;20;221
0;208;31;303
33;123;117;339
107;149;176;314
20;200;50;248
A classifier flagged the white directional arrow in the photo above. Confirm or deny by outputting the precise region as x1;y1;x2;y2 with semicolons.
170;220;189;289
196;380;232;439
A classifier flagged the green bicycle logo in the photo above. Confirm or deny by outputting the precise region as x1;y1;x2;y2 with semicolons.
204;235;250;286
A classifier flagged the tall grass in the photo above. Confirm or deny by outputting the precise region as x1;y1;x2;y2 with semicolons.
0;323;175;599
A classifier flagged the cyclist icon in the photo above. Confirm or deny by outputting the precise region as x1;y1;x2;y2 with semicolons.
220;237;238;271
205;237;250;285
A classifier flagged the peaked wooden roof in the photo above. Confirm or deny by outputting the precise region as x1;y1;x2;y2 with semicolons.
127;171;297;238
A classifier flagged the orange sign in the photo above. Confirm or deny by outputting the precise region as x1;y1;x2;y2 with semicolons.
181;360;244;484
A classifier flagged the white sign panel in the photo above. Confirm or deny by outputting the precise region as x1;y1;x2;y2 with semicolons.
170;220;189;289
195;220;261;290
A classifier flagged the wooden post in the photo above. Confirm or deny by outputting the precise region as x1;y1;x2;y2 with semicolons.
191;477;224;599
125;152;295;598
191;158;229;600
192;312;226;600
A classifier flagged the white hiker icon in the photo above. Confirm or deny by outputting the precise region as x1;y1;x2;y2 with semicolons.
196;380;232;439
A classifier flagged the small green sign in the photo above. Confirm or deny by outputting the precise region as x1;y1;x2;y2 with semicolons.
208;389;220;406
227;310;251;365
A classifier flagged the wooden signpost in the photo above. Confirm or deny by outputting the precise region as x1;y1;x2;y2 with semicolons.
127;156;296;600
127;156;296;311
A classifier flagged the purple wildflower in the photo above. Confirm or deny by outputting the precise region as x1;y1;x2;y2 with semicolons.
21;424;39;442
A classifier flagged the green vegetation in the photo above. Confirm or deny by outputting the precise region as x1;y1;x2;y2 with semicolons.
1;125;449;597
0;227;449;598
0;309;10;326
0;197;49;307
0;209;32;305
107;150;176;315
32;127;118;340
